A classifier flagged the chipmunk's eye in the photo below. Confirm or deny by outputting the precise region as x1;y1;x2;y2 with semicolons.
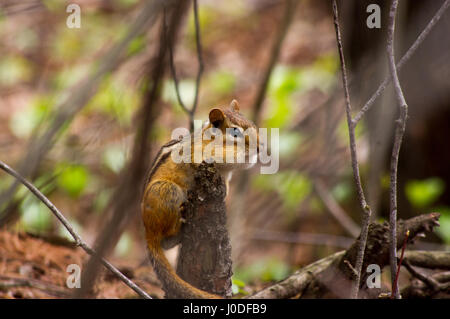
231;127;243;138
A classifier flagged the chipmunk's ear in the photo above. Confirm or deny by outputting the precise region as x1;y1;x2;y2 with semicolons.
209;108;225;128
230;99;240;112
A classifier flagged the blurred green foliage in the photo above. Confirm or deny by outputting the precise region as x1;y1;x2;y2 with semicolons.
19;197;53;233
186;6;218;47
207;70;236;96
42;0;65;11
231;278;248;296
127;35;146;57
162;79;196;113
253;171;311;215
265;55;337;129
87;77;139;126
278;132;303;158
434;207;450;244
0;56;32;86
9;96;53;138
405;177;445;208
55;163;90;198
234;258;291;284
93;189;112;214
331;180;353;203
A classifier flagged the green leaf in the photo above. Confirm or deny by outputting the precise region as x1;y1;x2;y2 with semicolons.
56;164;90;198
231;278;248;295
405;178;445;208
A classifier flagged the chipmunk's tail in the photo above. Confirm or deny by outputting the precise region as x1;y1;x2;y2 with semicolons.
147;239;220;299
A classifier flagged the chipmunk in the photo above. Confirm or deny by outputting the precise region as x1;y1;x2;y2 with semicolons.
141;100;258;299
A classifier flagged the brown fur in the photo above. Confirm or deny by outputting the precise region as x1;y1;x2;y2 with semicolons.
142;100;258;298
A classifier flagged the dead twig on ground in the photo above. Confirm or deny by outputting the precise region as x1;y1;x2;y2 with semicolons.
0;160;152;299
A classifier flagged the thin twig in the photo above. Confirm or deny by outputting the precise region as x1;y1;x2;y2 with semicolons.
386;0;409;299
191;0;204;126
0;160;152;299
403;260;441;292
332;0;372;299
314;180;360;238
168;0;203;132
353;0;450;124
391;230;409;298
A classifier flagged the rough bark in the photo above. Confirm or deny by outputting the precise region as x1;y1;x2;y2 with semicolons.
175;162;233;298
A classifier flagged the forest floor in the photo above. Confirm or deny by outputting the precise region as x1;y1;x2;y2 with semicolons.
0;230;165;298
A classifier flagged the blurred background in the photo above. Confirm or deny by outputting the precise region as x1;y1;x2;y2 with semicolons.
0;0;449;298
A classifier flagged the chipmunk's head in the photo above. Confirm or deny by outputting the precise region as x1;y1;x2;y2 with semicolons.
201;100;259;171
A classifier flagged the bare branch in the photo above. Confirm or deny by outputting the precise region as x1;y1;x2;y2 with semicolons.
168;0;204;132
331;0;373;299
191;0;204;124
353;0;450;124
0;160;152;299
386;0;409;299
